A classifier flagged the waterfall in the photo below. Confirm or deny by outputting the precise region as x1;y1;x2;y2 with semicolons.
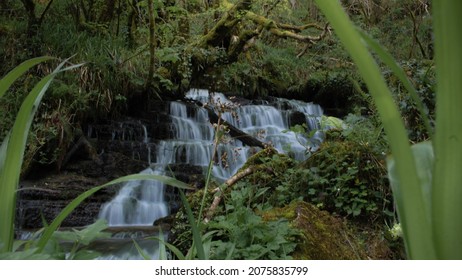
97;89;324;257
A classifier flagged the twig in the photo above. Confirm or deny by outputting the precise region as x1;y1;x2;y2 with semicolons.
204;166;255;223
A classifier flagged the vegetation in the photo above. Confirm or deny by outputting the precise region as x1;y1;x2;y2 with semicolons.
315;0;461;259
0;0;441;259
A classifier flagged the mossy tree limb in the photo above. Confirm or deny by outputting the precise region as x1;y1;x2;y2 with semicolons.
185;0;329;88
204;166;256;223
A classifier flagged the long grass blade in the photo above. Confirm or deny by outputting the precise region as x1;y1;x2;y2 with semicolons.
0;133;10;176
432;0;462;259
179;189;206;260
313;0;434;259
157;229;167;260
0;57;53;99
35;174;192;253
150;236;186;260
358;30;433;137
133;239;152;260
0;61;67;252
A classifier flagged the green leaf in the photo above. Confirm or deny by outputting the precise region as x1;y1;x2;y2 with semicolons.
133;239;152;260
432;0;462;259
387;141;434;255
75;220;111;246
0;249;54;260
314;0;433;259
0;56;53;99
157;229;167;260
0;58;68;253
150;236;186;260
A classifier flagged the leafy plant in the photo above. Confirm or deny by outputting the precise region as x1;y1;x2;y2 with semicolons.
314;0;462;259
207;184;298;260
0;58;192;258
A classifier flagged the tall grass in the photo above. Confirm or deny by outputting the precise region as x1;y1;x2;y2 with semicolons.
314;0;462;259
0;58;192;257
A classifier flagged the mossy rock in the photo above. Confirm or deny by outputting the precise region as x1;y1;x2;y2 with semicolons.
239;147;296;190
300;139;392;222
262;201;368;259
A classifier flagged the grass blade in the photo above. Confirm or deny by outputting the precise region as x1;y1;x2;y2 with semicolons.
157;229;167;260
0;133;10;177
179;189;206;260
150;236;186;260
133;239;152;260
35;174;192;253
358;29;433;137
387;142;434;222
313;0;434;259
432;0;462;259
0;57;53;99
0;61;67;253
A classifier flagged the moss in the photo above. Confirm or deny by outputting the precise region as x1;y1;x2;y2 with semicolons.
239;147;296;192
300;138;393;222
262;201;368;259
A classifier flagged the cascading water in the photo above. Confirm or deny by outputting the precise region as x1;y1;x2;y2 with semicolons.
97;88;324;259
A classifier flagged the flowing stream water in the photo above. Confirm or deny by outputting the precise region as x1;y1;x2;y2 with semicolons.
97;89;324;259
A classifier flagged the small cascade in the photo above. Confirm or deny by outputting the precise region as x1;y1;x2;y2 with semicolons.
96;88;324;258
98;168;168;226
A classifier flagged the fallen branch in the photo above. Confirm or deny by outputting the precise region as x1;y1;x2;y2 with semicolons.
204;166;255;223
187;98;267;149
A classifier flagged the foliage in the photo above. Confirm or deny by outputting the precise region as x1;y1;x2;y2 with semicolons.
303;138;392;221
314;0;462;259
207;184;298;260
0;58;192;258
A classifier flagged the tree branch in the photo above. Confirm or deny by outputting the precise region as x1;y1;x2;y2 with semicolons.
245;11;330;44
204;166;256;223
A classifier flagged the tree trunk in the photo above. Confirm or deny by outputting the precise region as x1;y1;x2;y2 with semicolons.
145;0;156;90
99;0;116;23
21;0;39;36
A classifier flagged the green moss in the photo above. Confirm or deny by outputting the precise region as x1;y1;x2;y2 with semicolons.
263;201;367;259
301;138;393;222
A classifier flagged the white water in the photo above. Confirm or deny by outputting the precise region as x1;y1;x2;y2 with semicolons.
97;89;323;258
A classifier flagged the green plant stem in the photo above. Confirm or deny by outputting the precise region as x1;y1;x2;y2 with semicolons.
314;0;434;259
432;0;462;259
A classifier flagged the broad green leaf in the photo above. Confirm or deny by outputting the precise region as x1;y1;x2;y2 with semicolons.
432;0;462;259
387;142;434;221
320;116;346;130
0;249;54;260
51;231;79;243
74;219;111;246
72;250;101;260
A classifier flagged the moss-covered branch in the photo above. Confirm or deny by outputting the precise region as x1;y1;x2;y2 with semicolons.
245;11;329;43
